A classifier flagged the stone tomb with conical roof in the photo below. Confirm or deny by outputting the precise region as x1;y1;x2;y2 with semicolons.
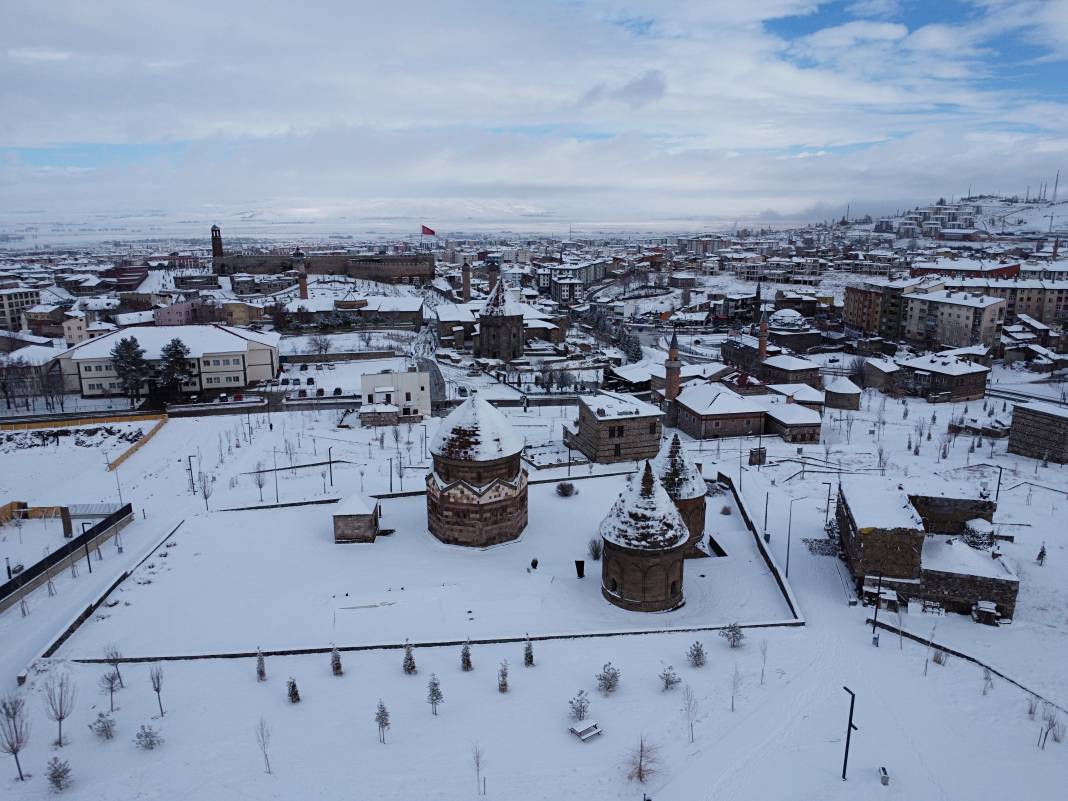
425;397;528;546
600;461;689;612
653;434;708;557
474;279;525;362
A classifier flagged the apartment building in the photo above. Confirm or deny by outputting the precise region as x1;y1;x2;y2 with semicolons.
902;290;1006;348
941;279;1068;326
0;286;42;331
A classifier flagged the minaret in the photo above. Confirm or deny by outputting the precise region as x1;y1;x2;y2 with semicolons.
757;310;768;362
664;329;682;426
753;279;762;326
461;260;471;303
210;225;223;258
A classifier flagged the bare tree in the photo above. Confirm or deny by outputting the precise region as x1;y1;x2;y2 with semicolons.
308;334;332;356
472;741;485;795
682;685;699;743
0;694;30;781
43;673;77;746
199;472;214;511
253;461;267;502
626;736;660;783
149;664;164;717
730;664;742;712
100;670;121;712
759;640;768;686
569;690;590;721
255;717;272;774
104;644;125;688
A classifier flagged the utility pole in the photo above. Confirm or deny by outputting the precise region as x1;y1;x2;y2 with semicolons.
187;455;196;494
841;687;858;781
327;446;334;487
389;458;393;493
114;467;124;505
994;464;1004;503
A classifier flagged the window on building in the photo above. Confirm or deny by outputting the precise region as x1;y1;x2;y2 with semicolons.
613;444;621;457
83;365;91;373
648;422;656;434
405;391;411;401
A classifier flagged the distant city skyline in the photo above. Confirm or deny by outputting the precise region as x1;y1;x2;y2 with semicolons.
2;0;1066;225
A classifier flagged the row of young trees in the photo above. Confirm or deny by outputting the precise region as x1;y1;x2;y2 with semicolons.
0;644;166;789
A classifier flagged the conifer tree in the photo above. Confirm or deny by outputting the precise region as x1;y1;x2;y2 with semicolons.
108;336;150;405
402;643;417;675
497;660;509;693
426;674;444;715
461;641;473;672
331;647;343;677
686;640;706;668
523;637;535;667
256;649;266;682
156;338;192;401
375;700;390;743
287;678;300;703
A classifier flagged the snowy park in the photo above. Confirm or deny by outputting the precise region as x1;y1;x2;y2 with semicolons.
0;393;1065;801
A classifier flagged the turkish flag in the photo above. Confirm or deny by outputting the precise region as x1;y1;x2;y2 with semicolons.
421;225;436;236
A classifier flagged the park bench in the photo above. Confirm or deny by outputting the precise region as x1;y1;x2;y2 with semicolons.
569;721;603;742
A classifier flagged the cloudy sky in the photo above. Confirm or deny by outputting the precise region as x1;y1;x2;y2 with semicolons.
2;0;1067;231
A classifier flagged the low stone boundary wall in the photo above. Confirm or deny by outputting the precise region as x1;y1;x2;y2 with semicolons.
107;415;167;471
280;350;396;363
717;471;804;622
867;617;1066;715
0;411;160;431
71;618;806;665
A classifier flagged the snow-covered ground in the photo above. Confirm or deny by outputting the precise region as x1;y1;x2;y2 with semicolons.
1;393;1065;800
279;329;416;356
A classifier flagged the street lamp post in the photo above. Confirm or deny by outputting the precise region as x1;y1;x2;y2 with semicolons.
786;496;807;578
327;446;334;487
841;686;859;781
821;482;833;526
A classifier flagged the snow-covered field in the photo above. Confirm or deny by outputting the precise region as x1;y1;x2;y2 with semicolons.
279;329;416;356
2;392;1066;800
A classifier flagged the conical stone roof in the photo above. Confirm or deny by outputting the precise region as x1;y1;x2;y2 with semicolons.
599;461;689;551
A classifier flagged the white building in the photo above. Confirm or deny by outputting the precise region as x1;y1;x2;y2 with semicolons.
359;366;431;418
0;287;42;331
57;325;280;398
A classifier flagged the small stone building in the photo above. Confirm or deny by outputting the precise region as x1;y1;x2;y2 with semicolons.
426;397;528;546
653;434;707;557
837;476;1018;620
824;376;862;410
1007;401;1068;463
332;493;381;543
898;354;989;402
600;462;689;612
564;391;664;463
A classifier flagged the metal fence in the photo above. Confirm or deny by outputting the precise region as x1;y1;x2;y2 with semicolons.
0;503;133;606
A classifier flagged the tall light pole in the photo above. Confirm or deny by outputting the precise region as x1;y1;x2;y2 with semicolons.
786;496;807;578
327;446;334;487
841;686;859;781
114;466;124;506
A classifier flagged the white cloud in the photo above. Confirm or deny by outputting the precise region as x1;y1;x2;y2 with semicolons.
0;0;1064;225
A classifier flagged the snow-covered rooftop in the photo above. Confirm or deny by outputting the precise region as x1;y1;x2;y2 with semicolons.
839;476;924;531
599;462;689;551
580;390;663;420
899;354;990;376
653;435;706;501
430;397;524;461
825;376;861;394
922;536;1018;581
333;493;378;517
762;354;818;372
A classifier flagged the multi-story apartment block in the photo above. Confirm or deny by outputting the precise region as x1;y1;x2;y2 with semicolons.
0;286;42;331
902;290;1006;348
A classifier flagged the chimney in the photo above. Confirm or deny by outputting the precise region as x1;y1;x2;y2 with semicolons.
786;393;795;404
298;271;308;300
461;261;471;303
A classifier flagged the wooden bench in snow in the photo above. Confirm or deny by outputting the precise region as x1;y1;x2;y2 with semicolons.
569;722;603;742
